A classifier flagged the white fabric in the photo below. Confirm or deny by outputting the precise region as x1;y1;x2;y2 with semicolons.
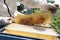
14;11;24;16
18;0;47;8
54;0;60;7
16;2;21;6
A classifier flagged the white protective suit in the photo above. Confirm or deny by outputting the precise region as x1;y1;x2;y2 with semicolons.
0;0;47;17
0;0;59;17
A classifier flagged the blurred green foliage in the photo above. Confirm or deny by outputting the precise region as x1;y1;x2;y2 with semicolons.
51;8;60;34
32;8;42;13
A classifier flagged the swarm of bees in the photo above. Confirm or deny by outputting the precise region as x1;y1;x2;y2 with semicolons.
14;11;52;25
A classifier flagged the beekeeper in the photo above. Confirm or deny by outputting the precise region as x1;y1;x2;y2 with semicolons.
0;0;59;17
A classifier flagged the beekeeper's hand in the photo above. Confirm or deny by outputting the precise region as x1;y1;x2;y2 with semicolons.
0;17;13;24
